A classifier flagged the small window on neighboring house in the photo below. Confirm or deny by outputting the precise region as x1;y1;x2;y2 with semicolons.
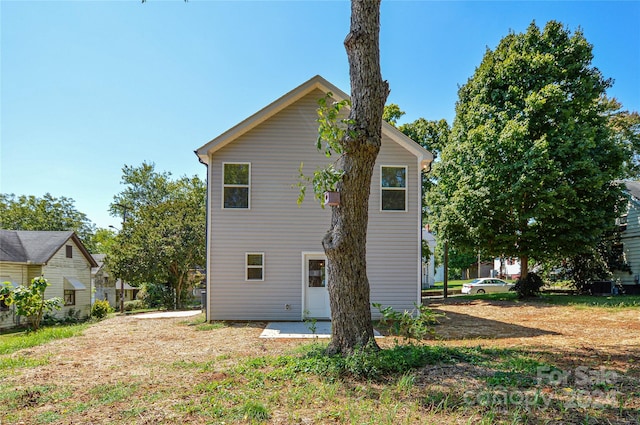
223;163;250;209
66;245;73;258
381;166;407;211
246;253;264;281
64;290;75;306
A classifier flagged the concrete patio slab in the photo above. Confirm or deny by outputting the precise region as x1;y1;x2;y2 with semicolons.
134;310;202;319
260;321;382;339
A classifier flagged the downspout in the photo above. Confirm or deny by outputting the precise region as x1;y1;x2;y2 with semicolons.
419;157;433;305
195;150;210;322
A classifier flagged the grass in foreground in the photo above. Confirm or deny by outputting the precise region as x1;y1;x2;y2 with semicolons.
3;340;637;424
166;342;638;424
0;323;88;355
455;292;640;308
1;309;638;424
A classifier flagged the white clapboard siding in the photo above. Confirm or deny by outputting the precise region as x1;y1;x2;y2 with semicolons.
41;240;92;318
616;200;640;285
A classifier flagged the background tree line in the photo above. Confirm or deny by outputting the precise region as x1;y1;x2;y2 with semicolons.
3;20;639;308
1;162;206;310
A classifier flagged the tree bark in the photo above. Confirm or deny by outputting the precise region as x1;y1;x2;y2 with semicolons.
324;0;389;355
520;256;528;280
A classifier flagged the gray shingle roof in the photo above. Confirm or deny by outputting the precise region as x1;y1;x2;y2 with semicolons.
0;230;97;267
624;181;640;201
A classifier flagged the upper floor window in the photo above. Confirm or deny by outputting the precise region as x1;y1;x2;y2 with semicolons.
223;163;250;209
381;166;407;211
66;245;73;258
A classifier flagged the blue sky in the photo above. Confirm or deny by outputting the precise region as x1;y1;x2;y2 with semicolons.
2;0;639;229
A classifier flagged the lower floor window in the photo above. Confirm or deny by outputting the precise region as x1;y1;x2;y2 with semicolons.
64;290;75;306
246;253;264;281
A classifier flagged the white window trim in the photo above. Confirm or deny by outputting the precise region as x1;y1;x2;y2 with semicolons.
222;162;251;210
245;252;265;282
380;165;408;212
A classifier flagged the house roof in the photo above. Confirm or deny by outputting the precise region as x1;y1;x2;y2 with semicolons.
91;254;106;274
623;181;640;202
0;230;98;267
195;75;433;166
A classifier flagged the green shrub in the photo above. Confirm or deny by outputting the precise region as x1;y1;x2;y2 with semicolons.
513;272;544;298
1;277;62;331
123;300;146;312
42;308;83;326
293;342;469;381
373;303;443;340
91;300;112;319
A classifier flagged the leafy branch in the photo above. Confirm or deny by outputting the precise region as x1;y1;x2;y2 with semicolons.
297;93;356;207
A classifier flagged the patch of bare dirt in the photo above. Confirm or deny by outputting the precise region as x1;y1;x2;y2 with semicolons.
423;298;640;357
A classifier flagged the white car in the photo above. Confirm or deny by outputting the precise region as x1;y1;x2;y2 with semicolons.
461;278;515;294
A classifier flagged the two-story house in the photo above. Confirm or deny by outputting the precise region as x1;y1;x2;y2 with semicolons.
195;76;433;321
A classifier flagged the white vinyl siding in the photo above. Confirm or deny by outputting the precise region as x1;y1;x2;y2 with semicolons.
222;162;250;209
207;89;421;320
246;253;264;281
614;200;640;285
380;165;407;211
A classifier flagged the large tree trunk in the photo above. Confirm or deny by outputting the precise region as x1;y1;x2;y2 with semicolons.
323;0;389;355
520;255;529;280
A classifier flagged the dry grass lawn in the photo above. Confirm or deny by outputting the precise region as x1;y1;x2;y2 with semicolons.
1;298;639;424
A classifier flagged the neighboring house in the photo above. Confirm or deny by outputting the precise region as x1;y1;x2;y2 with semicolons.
0;230;97;329
116;280;139;304
461;262;493;280
493;258;521;280
92;254;139;308
92;254;114;306
195;75;433;321
613;181;640;294
422;226;436;288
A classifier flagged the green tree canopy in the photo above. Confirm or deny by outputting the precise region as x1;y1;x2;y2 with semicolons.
429;20;628;276
0;193;97;251
107;163;206;309
604;98;640;179
382;104;450;160
398;118;449;162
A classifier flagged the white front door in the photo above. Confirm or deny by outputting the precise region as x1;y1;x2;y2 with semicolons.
303;253;330;319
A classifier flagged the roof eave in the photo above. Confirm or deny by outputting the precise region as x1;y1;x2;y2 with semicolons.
195;75;434;167
70;233;99;268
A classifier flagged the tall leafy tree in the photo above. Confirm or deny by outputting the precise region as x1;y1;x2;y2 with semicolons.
107;163;206;309
92;228;118;255
604;98;640;179
110;162;173;221
399;118;449;162
383;104;450;160
429;21;628;277
0;193;97;251
317;0;389;354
